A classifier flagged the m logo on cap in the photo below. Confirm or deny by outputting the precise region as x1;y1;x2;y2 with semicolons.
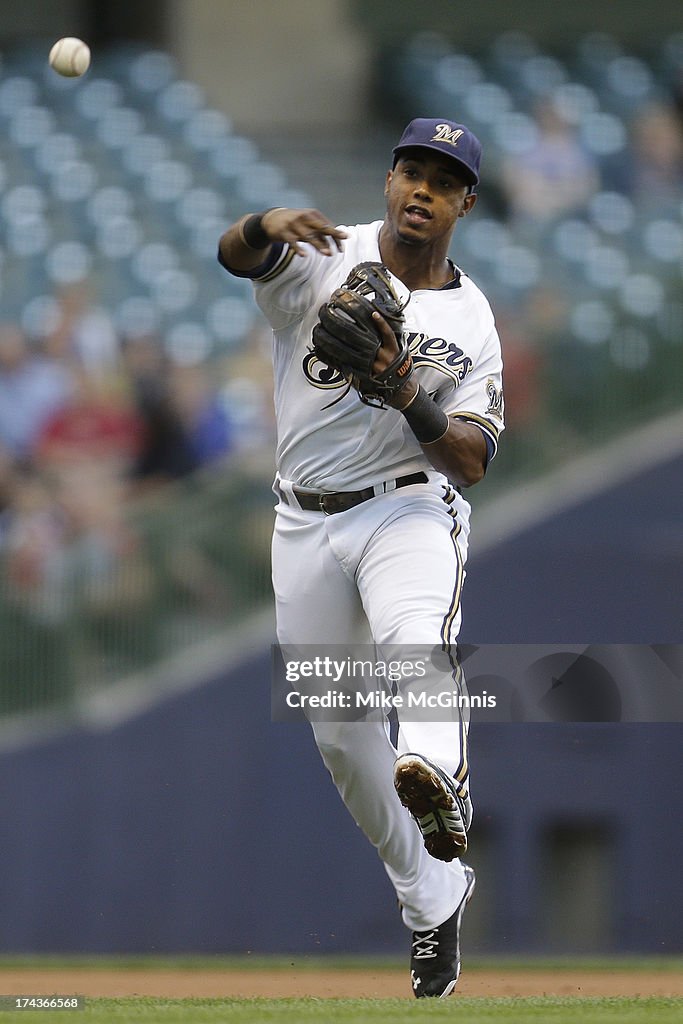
431;124;464;148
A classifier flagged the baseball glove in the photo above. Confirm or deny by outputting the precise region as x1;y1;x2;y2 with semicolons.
311;261;413;407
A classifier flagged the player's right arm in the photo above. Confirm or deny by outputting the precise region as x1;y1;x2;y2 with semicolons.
218;208;347;272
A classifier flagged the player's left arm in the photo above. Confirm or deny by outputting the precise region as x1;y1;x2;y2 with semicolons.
393;380;489;487
373;313;501;488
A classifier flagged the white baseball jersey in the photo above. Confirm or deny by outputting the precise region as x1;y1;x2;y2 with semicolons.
225;220;504;492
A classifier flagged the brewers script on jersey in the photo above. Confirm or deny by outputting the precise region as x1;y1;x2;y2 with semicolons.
219;117;504;998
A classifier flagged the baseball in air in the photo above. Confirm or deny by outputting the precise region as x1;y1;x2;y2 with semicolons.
49;37;91;77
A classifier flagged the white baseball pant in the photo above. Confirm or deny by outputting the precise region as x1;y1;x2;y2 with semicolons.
272;474;473;931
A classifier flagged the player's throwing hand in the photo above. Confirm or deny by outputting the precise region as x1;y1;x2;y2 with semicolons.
262;208;348;256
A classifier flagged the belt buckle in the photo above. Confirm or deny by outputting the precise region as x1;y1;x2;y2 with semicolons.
319;493;331;516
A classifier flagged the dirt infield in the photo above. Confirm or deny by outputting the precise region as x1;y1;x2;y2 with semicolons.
0;966;681;1000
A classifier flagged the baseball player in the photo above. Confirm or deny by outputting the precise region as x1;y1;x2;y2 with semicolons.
218;118;504;998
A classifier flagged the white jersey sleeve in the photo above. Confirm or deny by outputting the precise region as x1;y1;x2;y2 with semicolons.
398;272;505;462
444;322;504;460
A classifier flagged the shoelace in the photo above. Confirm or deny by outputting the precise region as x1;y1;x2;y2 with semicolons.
412;928;439;959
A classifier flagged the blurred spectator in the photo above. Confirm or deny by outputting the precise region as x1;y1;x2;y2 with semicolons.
0;465;74;709
44;281;120;381
0;323;73;463
0;446;16;543
53;464;158;672
123;335;199;487
1;466;65;624
34;363;141;474
494;311;543;433
217;323;277;454
493;286;566;430
501;100;600;228
1;461;158;684
625;102;683;210
168;362;234;466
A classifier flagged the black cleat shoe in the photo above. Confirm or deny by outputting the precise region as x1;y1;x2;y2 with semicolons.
410;863;476;998
394;753;468;861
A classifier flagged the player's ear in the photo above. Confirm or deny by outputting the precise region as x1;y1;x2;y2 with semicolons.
458;193;478;217
384;169;393;196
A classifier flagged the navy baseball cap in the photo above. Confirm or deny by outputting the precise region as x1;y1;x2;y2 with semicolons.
392;117;482;189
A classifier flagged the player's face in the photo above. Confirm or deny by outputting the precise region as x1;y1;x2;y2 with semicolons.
384;152;476;247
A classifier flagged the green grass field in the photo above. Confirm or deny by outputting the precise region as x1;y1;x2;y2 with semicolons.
0;996;680;1023
0;958;681;1022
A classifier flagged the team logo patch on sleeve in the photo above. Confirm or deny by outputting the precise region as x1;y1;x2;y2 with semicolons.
485;379;504;420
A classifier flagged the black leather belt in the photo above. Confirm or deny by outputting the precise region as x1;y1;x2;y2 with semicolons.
290;472;428;515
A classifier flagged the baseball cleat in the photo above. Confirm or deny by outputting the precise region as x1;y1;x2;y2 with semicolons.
394;753;468;861
410;862;476;998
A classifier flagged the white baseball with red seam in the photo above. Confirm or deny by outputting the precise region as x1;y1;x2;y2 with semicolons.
49;37;91;77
